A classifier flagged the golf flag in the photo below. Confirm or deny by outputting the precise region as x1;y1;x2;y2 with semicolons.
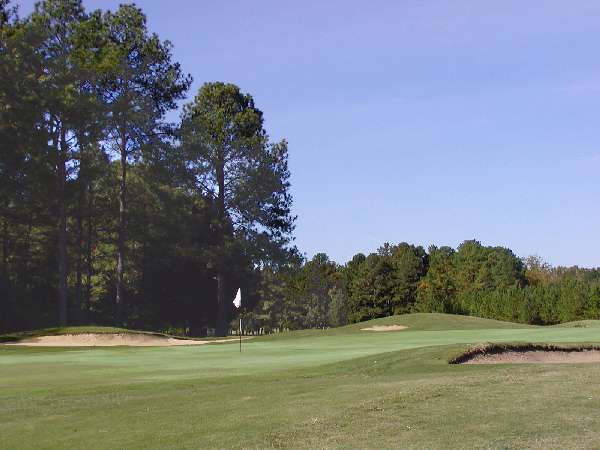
233;288;241;308
234;288;242;352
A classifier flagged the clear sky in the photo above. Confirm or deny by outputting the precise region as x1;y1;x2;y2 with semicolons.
17;1;600;267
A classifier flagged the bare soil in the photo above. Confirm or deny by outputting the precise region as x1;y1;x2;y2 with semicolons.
360;325;407;332
462;349;600;364
3;333;243;347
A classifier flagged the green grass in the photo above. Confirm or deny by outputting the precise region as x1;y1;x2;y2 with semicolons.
554;319;600;328
254;312;532;342
2;313;600;448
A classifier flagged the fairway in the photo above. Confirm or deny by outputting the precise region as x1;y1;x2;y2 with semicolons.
2;313;600;449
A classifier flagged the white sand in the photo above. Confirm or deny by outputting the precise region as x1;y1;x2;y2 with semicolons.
3;333;243;347
462;350;600;364
360;325;407;332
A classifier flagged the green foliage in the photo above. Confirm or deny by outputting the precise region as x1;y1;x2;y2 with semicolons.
451;240;526;292
415;246;455;313
179;82;296;335
251;253;343;331
302;254;340;328
328;286;347;327
345;243;427;323
414;240;529;320
0;3;294;333
179;82;296;266
252;239;600;330
455;281;600;326
99;3;192;154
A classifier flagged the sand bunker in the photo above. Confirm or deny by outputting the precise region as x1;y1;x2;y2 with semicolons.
460;349;600;364
4;333;242;347
361;325;407;332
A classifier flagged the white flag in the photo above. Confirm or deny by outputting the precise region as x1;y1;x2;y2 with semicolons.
233;288;241;308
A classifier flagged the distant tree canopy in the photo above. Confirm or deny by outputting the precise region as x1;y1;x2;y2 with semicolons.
242;241;600;334
344;243;427;323
416;240;526;314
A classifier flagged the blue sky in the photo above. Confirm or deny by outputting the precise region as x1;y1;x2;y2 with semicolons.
18;1;600;266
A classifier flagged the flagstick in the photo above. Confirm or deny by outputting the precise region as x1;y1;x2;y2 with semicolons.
239;316;242;352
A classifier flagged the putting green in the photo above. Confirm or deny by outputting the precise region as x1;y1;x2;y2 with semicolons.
1;313;600;448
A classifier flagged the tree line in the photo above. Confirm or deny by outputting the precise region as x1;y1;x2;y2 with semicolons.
245;241;600;333
0;0;296;335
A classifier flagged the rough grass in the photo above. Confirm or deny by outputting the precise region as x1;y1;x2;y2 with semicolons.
554;319;600;328
2;313;600;448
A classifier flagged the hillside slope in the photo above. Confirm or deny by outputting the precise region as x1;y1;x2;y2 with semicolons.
258;313;533;341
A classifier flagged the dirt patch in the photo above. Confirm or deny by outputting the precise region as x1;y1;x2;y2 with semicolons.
3;333;245;347
452;343;600;365
361;325;407;332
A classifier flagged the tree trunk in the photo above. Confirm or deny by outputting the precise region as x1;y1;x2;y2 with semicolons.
1;217;7;270
85;180;93;318
75;183;83;324
57;126;68;327
116;132;127;325
0;216;7;333
215;148;227;336
216;272;226;336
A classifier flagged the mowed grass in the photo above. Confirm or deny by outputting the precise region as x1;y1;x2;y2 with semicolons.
1;313;600;449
